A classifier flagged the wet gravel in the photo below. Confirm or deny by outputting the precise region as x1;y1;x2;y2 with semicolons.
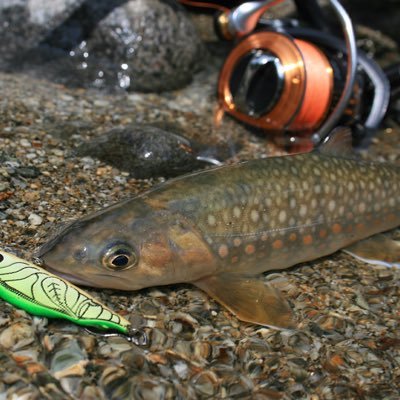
1;24;400;400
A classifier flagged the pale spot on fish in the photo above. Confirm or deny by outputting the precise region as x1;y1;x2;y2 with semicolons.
278;210;287;223
328;200;336;212
369;181;375;190
208;214;217;226
233;206;241;219
358;203;366;213
250;210;259;223
311;198;317;209
299;204;307;217
233;238;242;247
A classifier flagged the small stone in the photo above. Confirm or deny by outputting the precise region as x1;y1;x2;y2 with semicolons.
23;191;40;202
28;213;43;226
15;166;41;178
96;167;109;176
19;139;31;147
0;322;35;350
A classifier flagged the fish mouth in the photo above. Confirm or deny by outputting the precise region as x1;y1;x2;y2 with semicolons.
40;262;96;287
40;260;136;291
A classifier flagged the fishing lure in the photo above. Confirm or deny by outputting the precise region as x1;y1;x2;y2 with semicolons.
0;249;147;344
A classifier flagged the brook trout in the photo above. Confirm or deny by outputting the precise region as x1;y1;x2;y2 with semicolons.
38;131;400;328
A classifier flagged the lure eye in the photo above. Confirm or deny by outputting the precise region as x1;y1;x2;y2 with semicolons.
101;244;137;271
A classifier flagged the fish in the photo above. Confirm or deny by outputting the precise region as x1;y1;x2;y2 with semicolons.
37;130;400;329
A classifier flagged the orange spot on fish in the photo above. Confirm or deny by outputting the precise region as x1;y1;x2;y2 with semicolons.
319;229;327;238
245;244;256;255
272;240;283;249
303;235;313;245
218;244;229;258
388;213;397;221
332;223;342;234
356;223;365;231
289;233;297;241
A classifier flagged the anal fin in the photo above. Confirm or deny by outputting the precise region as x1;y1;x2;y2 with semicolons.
343;234;400;268
193;273;295;329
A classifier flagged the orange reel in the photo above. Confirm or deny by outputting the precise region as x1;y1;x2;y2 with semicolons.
218;31;334;135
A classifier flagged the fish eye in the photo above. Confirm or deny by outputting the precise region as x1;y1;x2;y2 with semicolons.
101;244;137;271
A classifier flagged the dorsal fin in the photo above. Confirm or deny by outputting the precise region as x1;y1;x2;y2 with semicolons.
317;127;354;156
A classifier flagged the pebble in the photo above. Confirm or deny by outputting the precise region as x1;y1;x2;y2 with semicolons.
28;213;43;226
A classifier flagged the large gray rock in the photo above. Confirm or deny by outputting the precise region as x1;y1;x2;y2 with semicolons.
85;0;207;92
0;0;84;66
74;125;221;179
3;0;207;92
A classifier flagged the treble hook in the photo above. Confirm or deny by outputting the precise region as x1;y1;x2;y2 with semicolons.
84;326;150;347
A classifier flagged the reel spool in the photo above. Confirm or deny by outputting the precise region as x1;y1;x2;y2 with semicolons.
218;31;334;133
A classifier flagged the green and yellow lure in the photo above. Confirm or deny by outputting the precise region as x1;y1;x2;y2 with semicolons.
0;249;131;334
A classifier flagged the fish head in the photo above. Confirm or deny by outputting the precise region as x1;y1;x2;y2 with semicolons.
38;198;215;290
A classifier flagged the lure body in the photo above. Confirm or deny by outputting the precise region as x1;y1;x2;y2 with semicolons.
0;250;130;334
38;133;400;328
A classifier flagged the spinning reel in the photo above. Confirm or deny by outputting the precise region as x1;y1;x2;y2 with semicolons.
180;0;393;151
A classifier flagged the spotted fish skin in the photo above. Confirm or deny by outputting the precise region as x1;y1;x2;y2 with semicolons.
145;153;400;274
38;149;400;327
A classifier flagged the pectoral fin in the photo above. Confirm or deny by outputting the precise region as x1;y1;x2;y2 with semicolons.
343;234;400;268
193;274;295;329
